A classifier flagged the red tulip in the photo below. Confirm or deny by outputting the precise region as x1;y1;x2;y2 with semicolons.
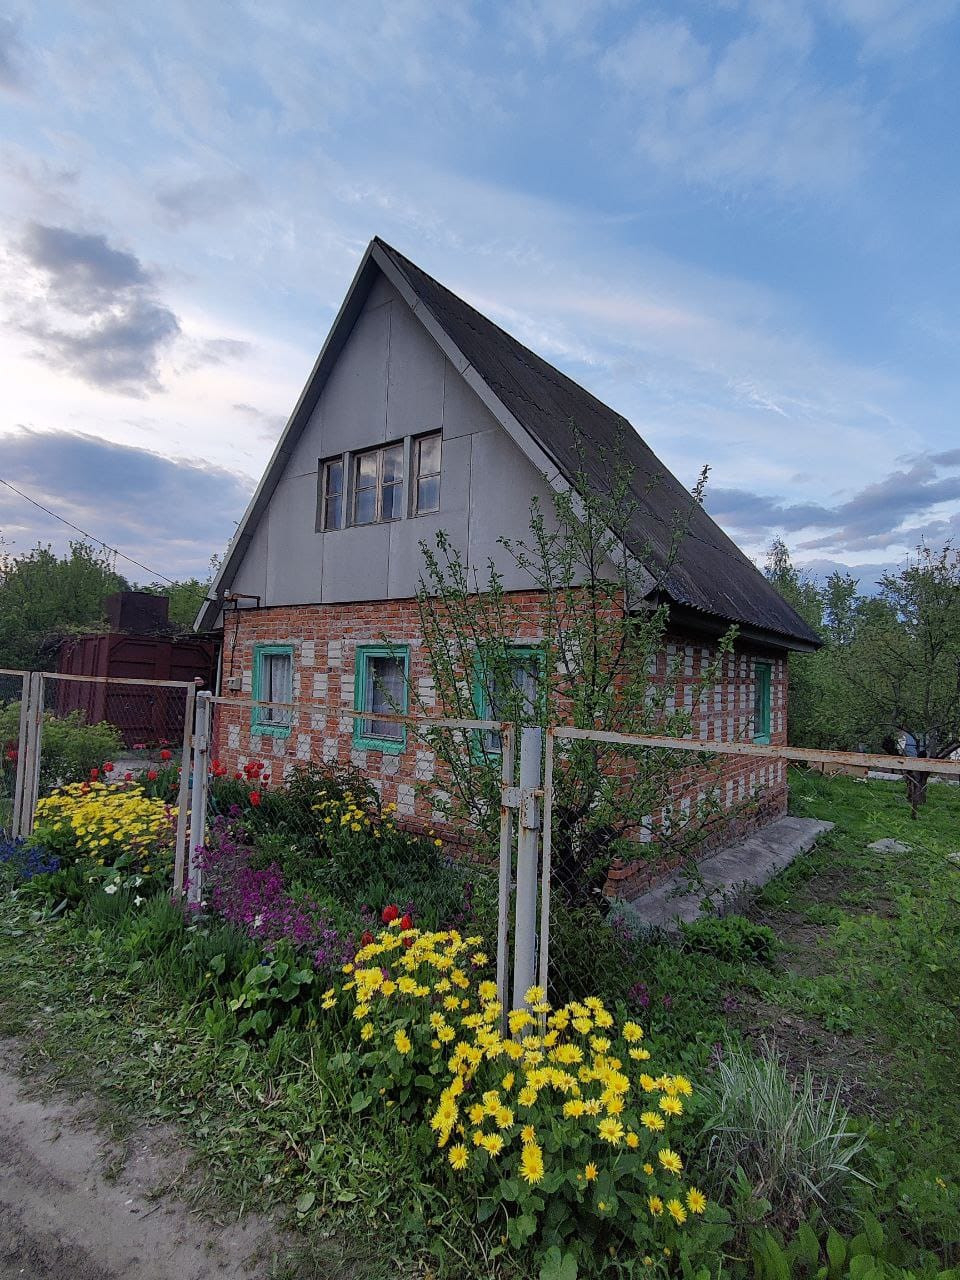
403;936;414;949
381;904;399;924
124;772;133;781
249;791;262;807
103;761;114;772
89;767;99;780
160;749;172;762
5;748;17;761
400;913;413;931
360;930;374;946
147;769;158;781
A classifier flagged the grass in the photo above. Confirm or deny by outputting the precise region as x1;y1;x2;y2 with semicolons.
741;769;960;1260
0;768;957;1275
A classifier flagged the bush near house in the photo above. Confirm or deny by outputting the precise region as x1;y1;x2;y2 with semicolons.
0;766;958;1279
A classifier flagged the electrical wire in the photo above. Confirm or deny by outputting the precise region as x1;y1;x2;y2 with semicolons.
0;475;177;584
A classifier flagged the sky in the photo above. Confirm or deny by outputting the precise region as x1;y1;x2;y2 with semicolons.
1;1;959;589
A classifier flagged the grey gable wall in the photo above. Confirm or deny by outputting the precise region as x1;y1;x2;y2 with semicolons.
227;272;557;607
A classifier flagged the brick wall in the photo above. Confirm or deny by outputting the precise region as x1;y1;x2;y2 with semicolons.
215;593;789;897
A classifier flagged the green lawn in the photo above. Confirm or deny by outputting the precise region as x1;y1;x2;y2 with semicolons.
743;771;960;1261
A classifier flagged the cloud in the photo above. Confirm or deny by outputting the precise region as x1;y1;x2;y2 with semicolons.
0;428;254;579
601;12;875;193
155;172;260;227
705;451;960;553
15;223;180;395
823;0;960;57
0;16;25;91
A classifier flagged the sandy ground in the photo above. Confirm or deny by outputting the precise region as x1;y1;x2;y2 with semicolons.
0;1043;280;1280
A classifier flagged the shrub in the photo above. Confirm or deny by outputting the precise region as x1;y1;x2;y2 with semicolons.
700;1042;870;1235
327;921;728;1273
680;915;778;966
0;704;123;792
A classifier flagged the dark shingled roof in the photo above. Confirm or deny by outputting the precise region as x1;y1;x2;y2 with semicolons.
375;238;821;650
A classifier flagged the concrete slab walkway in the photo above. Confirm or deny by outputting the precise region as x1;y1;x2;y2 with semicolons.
615;815;834;931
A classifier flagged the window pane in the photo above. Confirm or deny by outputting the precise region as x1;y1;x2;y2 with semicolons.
364;654;405;740
415;475;440;514
262;652;292;725
324;490;342;530
382;481;403;521
356;451;378;488
753;665;770;738
482;652;539;752
354;485;376;525
325;459;343;497
381;443;404;485
417;434;441;477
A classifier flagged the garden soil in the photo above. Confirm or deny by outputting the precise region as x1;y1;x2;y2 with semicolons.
0;1046;279;1279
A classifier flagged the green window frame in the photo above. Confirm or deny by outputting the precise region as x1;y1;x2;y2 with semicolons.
252;643;293;738
753;661;772;745
472;644;544;755
353;645;410;753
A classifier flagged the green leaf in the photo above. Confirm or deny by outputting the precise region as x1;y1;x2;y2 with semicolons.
295;1191;316;1215
349;1092;371;1113
539;1246;578;1280
826;1228;847;1278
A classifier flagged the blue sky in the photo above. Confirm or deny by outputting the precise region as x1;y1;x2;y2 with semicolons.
1;0;959;586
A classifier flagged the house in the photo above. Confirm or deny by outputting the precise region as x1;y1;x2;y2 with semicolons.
197;238;820;894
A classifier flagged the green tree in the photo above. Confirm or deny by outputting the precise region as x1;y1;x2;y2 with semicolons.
0;541;128;669
842;544;960;812
414;438;736;905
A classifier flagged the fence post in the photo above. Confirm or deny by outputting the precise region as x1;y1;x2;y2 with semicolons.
172;684;197;898
13;672;43;839
187;691;212;904
496;724;516;1022
537;726;555;1000
512;726;542;1011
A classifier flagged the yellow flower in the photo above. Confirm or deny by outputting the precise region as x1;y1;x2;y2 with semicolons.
448;1144;469;1171
394;1029;412;1055
494;1106;514;1130
660;1095;683;1116
667;1198;687;1225
626;1131;640;1149
672;1074;693;1096
658;1148;683;1175
360;1022;374;1041
648;1195;664;1217
641;1111;666;1132
623;1021;644;1042
643;1163;654;1175
520;1142;545;1185
584;1162;598;1182
686;1187;707;1215
598;1117;624;1145
520;1124;536;1144
479;1133;504;1157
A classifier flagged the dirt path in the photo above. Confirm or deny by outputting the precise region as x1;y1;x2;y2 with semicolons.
0;1044;280;1280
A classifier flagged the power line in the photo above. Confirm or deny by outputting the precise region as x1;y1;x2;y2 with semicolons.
0;475;177;585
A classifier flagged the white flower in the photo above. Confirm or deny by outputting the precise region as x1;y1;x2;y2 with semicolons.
104;884;118;896
132;875;144;887
134;895;144;906
253;913;264;930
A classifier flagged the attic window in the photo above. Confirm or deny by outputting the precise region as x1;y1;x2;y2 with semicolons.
413;432;441;515
353;442;404;525
321;457;344;531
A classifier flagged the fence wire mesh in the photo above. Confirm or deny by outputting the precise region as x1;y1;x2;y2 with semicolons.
540;729;788;1009
189;695;502;964
0;670;26;832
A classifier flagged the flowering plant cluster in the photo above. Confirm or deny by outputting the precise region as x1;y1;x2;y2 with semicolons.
329;922;722;1271
33;779;176;883
0;835;60;883
196;813;348;969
